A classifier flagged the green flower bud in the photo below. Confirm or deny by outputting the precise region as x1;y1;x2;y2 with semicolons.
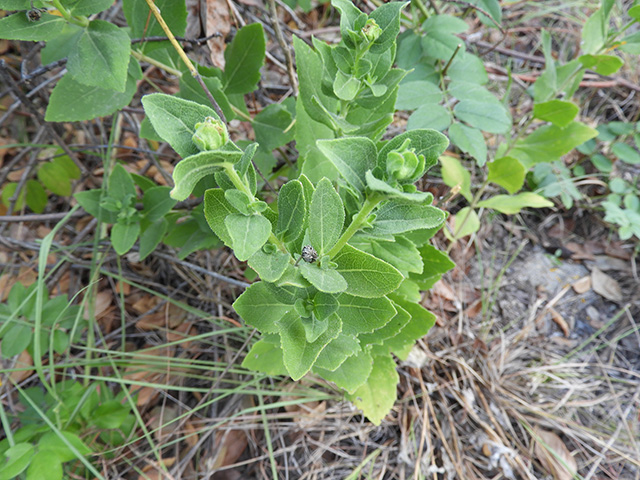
192;116;228;151
386;138;426;183
360;19;382;43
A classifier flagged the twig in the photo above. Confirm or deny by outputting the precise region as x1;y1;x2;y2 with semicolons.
142;0;227;123
445;0;506;54
268;0;298;96
131;32;222;45
152;251;249;288
0;60;86;174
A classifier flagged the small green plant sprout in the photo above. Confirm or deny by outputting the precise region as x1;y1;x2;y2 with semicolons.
141;0;456;424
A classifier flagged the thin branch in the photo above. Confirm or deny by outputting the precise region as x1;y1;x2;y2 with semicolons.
268;0;299;96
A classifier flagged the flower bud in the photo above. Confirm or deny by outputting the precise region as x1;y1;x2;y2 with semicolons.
386;138;426;183
192;116;228;151
360;19;382;43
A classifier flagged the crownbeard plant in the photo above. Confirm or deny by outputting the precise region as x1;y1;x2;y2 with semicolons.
142;0;454;425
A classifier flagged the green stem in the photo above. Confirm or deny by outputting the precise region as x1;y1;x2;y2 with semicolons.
131;50;181;77
224;164;287;253
412;0;430;20
49;0;89;27
327;194;383;257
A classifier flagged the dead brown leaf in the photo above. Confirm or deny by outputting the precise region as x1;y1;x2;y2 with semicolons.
533;428;577;480
571;276;591;294
549;307;570;337
210;429;249;469
205;0;232;68
9;350;34;383
591;267;623;302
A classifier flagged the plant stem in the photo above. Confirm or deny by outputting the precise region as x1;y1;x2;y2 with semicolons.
327;194;383;257
50;0;89;27
131;50;181;77
412;0;430;20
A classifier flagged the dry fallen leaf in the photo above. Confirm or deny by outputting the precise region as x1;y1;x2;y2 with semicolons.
591;267;622;302
533;427;577;480
205;0;232;68
571;275;591;294
549;307;570;337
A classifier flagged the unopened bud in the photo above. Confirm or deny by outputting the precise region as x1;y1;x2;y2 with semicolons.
192;117;228;151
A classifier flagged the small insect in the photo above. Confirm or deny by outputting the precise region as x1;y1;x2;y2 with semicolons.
299;245;318;264
26;1;45;22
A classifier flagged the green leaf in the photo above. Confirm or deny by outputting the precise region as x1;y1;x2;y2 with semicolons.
334;244;403;297
370;201;445;235
396;80;442;111
203;188;235;246
253;102;294;152
108;164;136;199
25;180;47;214
309;178;345;256
358;303;411;346
234;282;301;333
45;58;142;122
139;218;167;261
74;190;117;223
478;192;554;214
65;0;115;15
242;339;288;375
439;156;472;202
453;99;511;134
299;262;348;294
313;291;339;320
313;333;360;371
301;314;330;343
509;121;598;168
1;323;31;358
581;1;613;55
346;354;398;425
447;53;488;85
487;156;525;194
178;72;235;122
0;13;65;41
448;123;487;166
446;206;479;241
314;349;373;394
317;137;376;193
0;443;34;480
277;312;341;380
141;93;220;159
337;293;396;336
629;4;640;20
578;54;624;76
37;162;70;196
123;0;187;53
223;23;266;94
407;104;451;132
384;297;436;358
170;151;241;201
612;143;640;165
378;129;449;174
533;100;579;128
225;214;272;261
91;401;130;429
276;180;306;243
368;0;407;54
420;15;467;61
365;172;433;203
67;20;130;92
0;183;24;210
247;249;290;282
371;237;423;274
142;186;176;222
111;222;140;255
24;450;61;480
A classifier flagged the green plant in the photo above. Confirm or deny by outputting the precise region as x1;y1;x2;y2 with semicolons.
141;0;455;424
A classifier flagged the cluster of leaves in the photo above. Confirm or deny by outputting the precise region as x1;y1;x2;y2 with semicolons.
0;380;134;480
1;151;79;214
141;0;455;424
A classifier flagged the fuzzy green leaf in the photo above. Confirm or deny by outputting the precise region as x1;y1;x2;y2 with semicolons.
317;137;377;192
370;201;445;235
247;249;290;282
334;245;404;298
299;262;348;294
309;178;345;256
170;151;241;201
0;13;65;41
242;339;288;375
203;188;236;246
337;293;396;335
276;180;306;243
234;282;297;333
358;303;411;346
370;237;423;274
313;333;360;371
448;123;487;166
365;172;434;203
378;129;448;174
314;349;373;394
346;354;398;425
225;214;272;261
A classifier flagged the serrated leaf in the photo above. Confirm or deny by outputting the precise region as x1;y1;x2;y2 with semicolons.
478;192;553;214
333;245;403;297
0;12;65;41
378;129;448;174
346;354;398;425
358;303;411;346
170;151;241;201
370;237;423;274
384;297;436;359
277;312;341;380
247;249;290;282
317;137;376;193
533;100;579;128
223;23;266;94
315;349;373;393
225;214;272;261
337;293;396;335
141;94;221;159
299;262;348;294
370;201;445;235
487;156;525;194
309;178;345;256
67;20;130;92
234;282;298;332
448;123;487;166
276;180;306;242
313;333;360;371
242;339;288;375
